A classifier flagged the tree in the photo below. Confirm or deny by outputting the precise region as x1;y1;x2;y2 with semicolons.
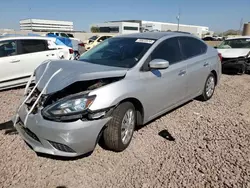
91;26;100;33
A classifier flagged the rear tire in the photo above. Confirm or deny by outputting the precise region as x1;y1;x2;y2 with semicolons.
199;73;216;101
103;102;135;152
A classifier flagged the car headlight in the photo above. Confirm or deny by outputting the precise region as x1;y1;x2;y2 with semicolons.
42;94;96;120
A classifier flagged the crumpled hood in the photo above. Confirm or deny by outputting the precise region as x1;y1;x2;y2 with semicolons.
35;60;128;94
217;49;250;58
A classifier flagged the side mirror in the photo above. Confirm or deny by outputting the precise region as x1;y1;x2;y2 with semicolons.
149;59;169;69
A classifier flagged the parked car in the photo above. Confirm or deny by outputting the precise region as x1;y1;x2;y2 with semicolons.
13;32;221;157
47;32;86;58
216;36;250;74
0;36;74;90
202;36;217;41
85;35;113;50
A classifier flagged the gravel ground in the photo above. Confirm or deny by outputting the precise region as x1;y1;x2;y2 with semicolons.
0;74;250;188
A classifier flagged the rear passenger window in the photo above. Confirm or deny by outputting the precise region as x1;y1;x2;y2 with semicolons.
179;37;207;59
20;40;48;54
151;37;182;65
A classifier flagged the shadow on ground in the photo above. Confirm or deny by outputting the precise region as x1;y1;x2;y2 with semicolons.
0;120;17;135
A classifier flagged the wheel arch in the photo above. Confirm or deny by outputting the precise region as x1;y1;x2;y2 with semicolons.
118;97;144;126
211;70;218;85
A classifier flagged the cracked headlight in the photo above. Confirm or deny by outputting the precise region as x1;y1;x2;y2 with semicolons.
42;94;96;120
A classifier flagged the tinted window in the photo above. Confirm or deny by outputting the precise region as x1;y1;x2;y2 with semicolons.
80;37;154;68
123;26;138;31
20;39;48;54
0;40;17;57
151;37;182;64
179;37;207;59
67;33;74;38
60;33;69;38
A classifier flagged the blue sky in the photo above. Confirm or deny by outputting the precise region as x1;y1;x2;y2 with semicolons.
0;0;249;32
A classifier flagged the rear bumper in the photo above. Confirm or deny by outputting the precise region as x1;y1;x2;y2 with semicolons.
14;105;111;157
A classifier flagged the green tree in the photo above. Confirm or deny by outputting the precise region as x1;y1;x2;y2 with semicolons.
91;26;100;33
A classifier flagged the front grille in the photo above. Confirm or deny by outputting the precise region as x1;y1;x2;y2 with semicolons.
25;87;46;114
49;141;75;153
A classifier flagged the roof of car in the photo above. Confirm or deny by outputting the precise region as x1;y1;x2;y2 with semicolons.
0;35;55;41
116;31;191;40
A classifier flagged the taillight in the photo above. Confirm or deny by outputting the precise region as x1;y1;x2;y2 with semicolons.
69;49;74;54
218;53;222;62
78;43;85;47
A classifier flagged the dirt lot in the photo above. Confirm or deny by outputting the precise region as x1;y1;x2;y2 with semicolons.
0;74;250;188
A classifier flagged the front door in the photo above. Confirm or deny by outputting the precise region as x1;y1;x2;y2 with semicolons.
0;40;28;84
140;37;187;121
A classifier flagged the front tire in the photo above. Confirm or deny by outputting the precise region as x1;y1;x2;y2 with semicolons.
199;73;216;101
103;102;135;152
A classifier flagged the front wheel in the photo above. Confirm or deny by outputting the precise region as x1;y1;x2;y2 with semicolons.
103;102;135;152
199;73;216;101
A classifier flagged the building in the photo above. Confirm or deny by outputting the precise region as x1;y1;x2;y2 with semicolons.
90;22;140;34
92;20;211;38
20;19;74;32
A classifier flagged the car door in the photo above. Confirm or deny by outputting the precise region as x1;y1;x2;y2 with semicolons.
18;39;59;76
140;37;188;119
178;37;210;98
0;39;28;84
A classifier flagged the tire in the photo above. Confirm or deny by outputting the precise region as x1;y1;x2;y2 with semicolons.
199;73;216;101
103;102;135;152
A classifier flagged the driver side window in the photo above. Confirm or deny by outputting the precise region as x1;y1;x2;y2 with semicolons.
151;37;182;65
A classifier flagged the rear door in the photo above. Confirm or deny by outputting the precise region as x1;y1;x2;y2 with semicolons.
178;36;210;98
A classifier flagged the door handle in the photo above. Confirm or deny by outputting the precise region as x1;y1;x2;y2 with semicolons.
10;59;20;63
46;54;55;57
204;62;209;67
178;70;186;76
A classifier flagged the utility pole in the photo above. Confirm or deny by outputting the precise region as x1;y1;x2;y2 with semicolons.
176;7;181;31
239;18;243;35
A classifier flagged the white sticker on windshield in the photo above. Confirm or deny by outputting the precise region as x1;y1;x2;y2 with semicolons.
246;39;250;41
135;39;155;44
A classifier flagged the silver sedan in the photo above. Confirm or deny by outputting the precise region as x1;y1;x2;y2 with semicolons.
13;32;221;157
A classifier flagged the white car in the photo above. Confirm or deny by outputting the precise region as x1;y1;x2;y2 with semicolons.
216;36;250;73
0;36;74;90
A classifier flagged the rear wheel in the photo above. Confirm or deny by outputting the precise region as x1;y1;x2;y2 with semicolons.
199;73;216;101
103;102;135;152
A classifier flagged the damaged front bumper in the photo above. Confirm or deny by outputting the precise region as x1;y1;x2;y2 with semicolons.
221;57;250;72
14;104;111;157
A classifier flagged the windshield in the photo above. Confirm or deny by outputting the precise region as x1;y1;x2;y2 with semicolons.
89;35;98;41
79;37;154;68
218;38;250;49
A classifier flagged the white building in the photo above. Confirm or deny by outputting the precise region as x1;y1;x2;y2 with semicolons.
141;20;210;38
92;20;211;38
90;22;140;34
20;19;74;32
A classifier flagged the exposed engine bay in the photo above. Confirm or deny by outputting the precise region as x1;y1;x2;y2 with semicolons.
221;56;250;74
25;76;124;115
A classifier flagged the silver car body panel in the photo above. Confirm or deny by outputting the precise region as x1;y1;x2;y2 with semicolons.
14;32;221;156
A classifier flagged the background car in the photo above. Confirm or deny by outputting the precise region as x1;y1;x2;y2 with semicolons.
47;32;86;58
14;32;221;157
0;36;74;90
85;35;113;50
216;36;250;73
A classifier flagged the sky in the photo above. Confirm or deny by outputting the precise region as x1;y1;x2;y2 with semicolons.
0;0;249;32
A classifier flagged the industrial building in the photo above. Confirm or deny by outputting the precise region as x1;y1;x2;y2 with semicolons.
90;22;140;34
20;19;74;32
91;20;211;37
